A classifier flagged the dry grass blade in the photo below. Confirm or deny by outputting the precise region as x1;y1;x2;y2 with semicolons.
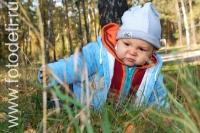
141;111;158;132
35;2;47;132
46;67;76;99
148;108;197;132
66;108;86;133
163;73;200;129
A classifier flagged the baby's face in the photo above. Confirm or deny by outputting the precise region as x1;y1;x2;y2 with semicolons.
116;38;155;67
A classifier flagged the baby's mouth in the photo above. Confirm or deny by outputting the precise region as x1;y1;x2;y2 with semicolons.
126;58;135;62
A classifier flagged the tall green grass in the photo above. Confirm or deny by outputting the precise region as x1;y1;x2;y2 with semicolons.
0;61;200;132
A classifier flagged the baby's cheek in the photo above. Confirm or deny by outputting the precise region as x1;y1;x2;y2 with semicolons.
115;51;122;59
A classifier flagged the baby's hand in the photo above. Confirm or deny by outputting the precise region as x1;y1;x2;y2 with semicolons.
39;68;51;84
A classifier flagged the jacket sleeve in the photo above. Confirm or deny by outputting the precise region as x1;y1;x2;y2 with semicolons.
38;41;100;86
147;73;170;109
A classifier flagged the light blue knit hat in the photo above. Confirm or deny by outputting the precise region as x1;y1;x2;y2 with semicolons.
116;2;161;49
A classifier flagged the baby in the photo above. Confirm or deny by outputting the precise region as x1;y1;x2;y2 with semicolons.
39;2;169;110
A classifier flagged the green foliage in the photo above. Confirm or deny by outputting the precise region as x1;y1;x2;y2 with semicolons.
1;0;200;62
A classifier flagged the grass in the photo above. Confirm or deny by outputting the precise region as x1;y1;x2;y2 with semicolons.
0;60;200;133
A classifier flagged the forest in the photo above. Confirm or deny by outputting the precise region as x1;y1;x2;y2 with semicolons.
0;0;199;63
0;0;200;132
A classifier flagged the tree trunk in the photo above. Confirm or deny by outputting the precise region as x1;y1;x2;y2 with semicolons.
98;0;128;28
28;26;32;56
180;0;190;48
0;15;3;60
89;0;97;39
51;19;56;61
20;14;25;65
65;0;73;55
175;0;183;46
46;0;51;63
59;9;65;57
0;30;2;60
61;31;65;57
88;0;92;41
75;0;84;47
52;35;56;62
81;0;90;44
189;0;197;45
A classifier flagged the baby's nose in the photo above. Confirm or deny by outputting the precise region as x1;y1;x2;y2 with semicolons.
129;49;137;56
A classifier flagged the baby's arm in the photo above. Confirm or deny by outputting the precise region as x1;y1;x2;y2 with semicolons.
148;73;169;109
38;42;99;86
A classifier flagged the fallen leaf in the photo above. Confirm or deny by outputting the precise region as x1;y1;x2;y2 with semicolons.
162;118;171;126
124;122;135;133
141;123;150;129
0;96;8;102
93;119;100;126
23;129;37;133
0;79;4;82
58;122;64;130
18;74;22;78
0;113;8;122
19;90;26;94
27;87;34;91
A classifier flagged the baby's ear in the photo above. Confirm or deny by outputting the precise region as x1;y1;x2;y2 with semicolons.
153;48;158;52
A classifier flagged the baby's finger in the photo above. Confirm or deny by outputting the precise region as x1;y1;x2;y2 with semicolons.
40;68;44;72
46;79;51;84
40;72;47;78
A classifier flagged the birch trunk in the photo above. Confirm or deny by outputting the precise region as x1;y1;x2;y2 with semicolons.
180;0;190;48
89;0;97;39
189;0;197;45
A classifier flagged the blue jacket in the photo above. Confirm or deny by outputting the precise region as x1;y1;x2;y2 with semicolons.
38;36;169;110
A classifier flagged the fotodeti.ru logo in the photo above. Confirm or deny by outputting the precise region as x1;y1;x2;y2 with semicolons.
4;2;19;128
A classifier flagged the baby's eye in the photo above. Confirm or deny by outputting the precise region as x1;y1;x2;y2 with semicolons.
139;48;145;51
124;43;130;46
